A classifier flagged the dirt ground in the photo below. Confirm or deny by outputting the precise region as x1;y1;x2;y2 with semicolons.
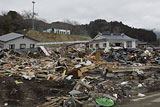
116;91;160;107
0;75;73;107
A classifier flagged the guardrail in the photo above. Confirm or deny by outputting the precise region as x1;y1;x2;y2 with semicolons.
37;40;90;45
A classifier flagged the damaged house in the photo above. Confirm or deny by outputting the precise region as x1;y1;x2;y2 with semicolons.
89;33;136;49
0;32;38;50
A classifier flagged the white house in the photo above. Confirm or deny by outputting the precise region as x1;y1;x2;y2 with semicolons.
89;33;136;49
43;28;71;35
53;28;71;35
0;32;38;49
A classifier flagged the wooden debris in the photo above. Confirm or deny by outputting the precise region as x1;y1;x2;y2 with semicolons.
87;50;96;59
61;70;66;79
3;64;11;70
37;74;58;80
15;80;23;85
78;81;92;89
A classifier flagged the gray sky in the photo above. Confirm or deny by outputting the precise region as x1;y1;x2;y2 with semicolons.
0;0;160;31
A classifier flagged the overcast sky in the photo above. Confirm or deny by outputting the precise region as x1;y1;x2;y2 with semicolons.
0;0;160;31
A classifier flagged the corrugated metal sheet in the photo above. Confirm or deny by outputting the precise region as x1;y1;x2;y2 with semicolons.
0;33;24;42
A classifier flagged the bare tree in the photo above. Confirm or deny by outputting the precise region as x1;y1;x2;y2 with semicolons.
0;10;7;16
63;19;80;25
21;10;38;19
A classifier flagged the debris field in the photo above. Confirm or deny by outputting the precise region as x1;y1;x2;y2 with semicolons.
0;47;160;107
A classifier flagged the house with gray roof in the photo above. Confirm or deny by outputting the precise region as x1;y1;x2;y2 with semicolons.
89;33;136;49
0;32;39;49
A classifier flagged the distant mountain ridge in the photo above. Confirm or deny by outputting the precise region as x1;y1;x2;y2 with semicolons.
0;11;157;42
154;30;160;39
51;19;157;42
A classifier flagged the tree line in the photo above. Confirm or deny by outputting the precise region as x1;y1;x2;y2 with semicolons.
0;11;157;42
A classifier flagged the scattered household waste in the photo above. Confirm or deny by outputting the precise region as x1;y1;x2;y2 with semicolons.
137;93;146;97
0;46;160;106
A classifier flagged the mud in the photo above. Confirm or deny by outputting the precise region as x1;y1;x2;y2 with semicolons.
0;75;73;107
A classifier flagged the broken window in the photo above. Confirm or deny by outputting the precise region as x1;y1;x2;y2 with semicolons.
103;43;106;47
90;44;93;48
109;43;114;47
30;44;35;48
115;43;121;46
96;44;99;48
127;41;132;47
9;44;15;49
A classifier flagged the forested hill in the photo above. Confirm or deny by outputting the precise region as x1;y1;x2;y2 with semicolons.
88;20;157;42
47;20;157;42
0;11;157;42
54;19;157;42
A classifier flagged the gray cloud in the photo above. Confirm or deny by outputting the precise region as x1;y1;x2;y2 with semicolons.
0;0;160;30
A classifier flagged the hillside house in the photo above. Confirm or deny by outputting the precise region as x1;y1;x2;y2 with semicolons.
89;33;136;49
44;28;71;35
0;32;38;50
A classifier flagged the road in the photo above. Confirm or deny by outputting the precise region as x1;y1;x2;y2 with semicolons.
116;91;160;107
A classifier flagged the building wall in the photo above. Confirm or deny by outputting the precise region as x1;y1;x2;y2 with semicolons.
43;28;71;35
4;37;37;49
53;28;71;35
89;41;108;49
89;40;136;49
132;41;136;48
46;29;52;33
43;29;52;33
0;41;4;48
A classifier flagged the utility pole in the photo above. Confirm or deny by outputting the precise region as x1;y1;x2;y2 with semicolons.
32;1;35;30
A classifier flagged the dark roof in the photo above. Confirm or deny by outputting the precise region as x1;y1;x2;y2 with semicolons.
90;38;108;43
0;33;24;42
101;34;136;41
0;32;39;42
136;41;148;44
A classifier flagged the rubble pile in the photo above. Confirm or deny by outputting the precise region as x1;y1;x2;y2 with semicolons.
0;47;160;107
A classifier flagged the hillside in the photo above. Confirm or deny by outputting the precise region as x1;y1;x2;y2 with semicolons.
0;10;157;43
51;20;157;42
27;30;91;42
154;30;160;39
